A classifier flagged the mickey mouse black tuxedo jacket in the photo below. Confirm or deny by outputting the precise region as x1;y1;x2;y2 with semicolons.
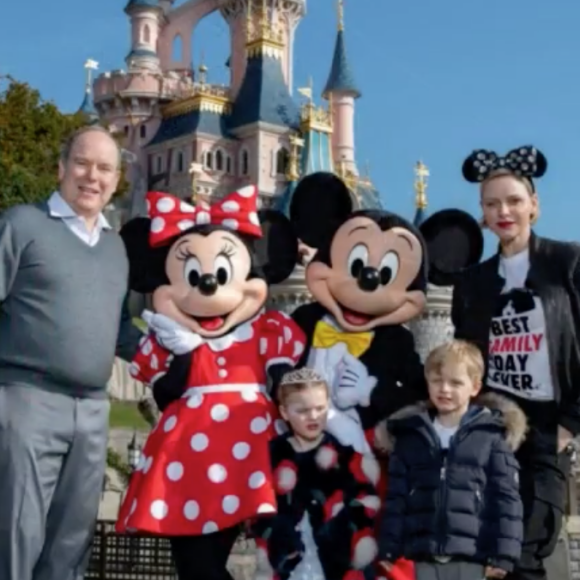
451;232;580;437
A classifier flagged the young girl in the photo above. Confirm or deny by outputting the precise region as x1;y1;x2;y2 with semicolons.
253;368;380;580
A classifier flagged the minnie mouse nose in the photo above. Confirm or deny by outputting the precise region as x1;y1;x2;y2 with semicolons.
198;274;218;296
357;267;380;292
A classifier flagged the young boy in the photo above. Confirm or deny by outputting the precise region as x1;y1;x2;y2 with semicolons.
253;367;380;580
376;340;526;580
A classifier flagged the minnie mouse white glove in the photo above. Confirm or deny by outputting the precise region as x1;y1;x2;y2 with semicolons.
333;352;377;409
141;310;203;355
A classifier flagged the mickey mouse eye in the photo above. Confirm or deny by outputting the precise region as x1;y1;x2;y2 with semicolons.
214;255;233;285
378;251;399;285
347;244;369;278
184;257;202;287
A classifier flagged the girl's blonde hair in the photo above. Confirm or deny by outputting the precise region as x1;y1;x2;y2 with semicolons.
278;368;328;404
479;170;539;228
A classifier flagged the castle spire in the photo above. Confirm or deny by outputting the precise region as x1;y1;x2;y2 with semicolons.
322;0;360;99
413;160;429;226
77;59;99;124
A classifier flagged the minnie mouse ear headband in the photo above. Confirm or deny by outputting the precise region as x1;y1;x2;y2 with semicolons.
145;185;261;247
461;145;547;192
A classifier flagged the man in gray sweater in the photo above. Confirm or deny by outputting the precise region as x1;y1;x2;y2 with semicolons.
0;125;141;580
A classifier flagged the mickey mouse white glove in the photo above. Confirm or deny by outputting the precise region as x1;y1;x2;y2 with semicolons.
333;352;377;409
141;310;203;355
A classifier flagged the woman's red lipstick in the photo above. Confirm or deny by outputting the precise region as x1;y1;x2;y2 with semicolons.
497;221;514;228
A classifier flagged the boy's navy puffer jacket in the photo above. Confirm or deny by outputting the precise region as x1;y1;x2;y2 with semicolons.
376;393;527;572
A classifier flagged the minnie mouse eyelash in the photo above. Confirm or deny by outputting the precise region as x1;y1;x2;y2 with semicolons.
219;243;236;258
176;246;196;262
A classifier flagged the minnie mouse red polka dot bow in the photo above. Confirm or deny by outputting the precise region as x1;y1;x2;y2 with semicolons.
145;185;262;247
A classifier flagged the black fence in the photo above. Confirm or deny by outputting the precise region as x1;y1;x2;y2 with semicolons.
85;521;255;580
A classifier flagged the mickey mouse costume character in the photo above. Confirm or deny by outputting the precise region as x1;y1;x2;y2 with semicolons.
454;145;580;580
115;185;306;580
285;172;484;457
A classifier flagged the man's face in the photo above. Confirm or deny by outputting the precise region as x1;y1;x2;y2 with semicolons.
58;130;120;218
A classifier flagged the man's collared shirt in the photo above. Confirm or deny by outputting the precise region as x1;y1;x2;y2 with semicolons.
47;191;111;247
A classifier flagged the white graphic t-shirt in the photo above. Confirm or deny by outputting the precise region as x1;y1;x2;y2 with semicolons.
487;249;554;401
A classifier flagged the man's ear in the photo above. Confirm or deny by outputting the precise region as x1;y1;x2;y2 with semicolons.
58;159;65;181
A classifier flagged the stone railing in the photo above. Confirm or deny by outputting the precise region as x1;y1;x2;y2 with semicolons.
107;358;145;401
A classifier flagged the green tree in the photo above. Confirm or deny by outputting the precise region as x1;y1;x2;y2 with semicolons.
0;76;129;212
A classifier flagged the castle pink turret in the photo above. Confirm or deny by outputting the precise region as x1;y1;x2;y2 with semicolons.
125;0;163;71
322;0;360;176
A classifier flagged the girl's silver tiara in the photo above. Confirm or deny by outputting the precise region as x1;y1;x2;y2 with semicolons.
280;367;325;386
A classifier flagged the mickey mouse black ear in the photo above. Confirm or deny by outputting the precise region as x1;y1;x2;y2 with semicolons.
120;217;169;293
290;171;353;248
419;209;484;287
255;209;299;285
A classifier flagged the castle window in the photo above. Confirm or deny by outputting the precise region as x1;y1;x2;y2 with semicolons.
215;149;224;171
276;147;289;175
176;151;184;172
241;149;249;175
204;151;213;170
155;155;162;173
140;124;146;139
143;24;151;44
226;155;232;174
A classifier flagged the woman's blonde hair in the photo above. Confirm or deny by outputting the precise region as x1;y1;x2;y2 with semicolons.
479;170;539;228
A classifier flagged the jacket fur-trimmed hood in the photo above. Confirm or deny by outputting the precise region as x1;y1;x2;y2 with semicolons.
375;392;528;454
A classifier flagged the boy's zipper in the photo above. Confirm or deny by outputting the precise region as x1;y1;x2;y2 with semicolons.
437;455;448;556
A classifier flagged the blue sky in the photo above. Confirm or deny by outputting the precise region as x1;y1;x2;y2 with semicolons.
1;0;579;251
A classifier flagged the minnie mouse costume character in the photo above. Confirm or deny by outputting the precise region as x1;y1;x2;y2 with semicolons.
115;186;306;580
286;172;484;456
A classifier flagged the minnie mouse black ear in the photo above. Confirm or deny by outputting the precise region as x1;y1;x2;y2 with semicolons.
419;209;484;287
120;217;169;293
290;172;353;248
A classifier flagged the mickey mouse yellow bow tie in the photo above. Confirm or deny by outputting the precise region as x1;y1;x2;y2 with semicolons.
312;320;373;358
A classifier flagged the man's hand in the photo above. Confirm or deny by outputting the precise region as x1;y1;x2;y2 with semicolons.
485;566;507;578
558;425;574;453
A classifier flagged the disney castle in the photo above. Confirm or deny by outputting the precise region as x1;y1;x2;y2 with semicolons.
79;0;453;361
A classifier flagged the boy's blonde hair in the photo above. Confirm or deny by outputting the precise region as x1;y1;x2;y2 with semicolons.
425;340;484;384
278;368;328;404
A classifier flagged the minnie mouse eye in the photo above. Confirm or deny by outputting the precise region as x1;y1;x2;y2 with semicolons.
214;255;233;285
183;257;202;287
346;244;369;278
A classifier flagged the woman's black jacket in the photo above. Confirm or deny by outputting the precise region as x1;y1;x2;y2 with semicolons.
451;233;580;438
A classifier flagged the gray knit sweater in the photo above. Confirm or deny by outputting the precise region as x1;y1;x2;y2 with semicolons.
0;202;140;397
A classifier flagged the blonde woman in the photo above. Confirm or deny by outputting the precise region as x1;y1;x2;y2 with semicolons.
451;145;580;580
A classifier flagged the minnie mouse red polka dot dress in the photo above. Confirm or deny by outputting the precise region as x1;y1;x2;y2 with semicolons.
116;310;305;536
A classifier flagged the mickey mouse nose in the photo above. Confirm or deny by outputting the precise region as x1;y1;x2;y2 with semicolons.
198;274;218;296
357;267;380;292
